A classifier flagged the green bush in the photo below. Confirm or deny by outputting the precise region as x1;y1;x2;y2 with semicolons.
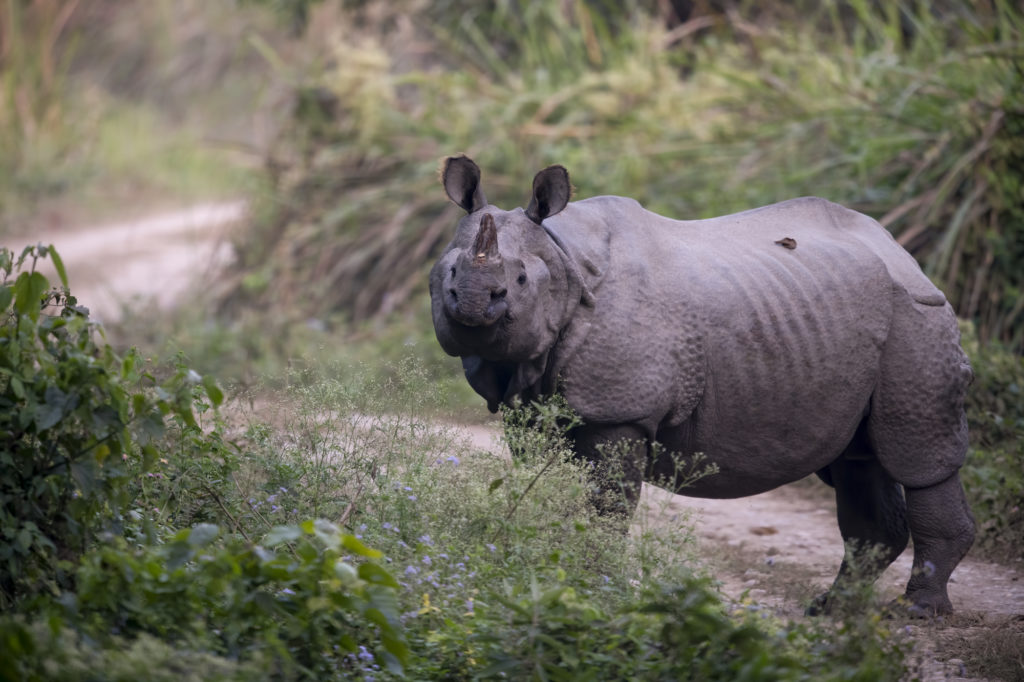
961;323;1024;561
232;380;908;680
1;521;408;681
0;245;222;607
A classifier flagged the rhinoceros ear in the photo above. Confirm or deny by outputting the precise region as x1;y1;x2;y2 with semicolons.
526;165;571;224
442;155;488;213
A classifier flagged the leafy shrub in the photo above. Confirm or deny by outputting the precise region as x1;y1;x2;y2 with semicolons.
232;375;907;680
1;521;407;681
960;322;1024;561
0;245;222;607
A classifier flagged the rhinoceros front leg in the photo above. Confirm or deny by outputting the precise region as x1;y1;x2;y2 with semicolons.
570;423;648;518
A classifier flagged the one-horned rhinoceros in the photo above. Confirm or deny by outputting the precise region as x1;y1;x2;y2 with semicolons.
429;155;975;616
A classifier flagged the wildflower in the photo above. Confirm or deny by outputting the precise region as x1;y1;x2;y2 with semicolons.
267;494;278;503
422;555;432;566
419;534;433;545
446;455;460;465
486;543;497;553
357;646;375;663
359;524;368;532
279;486;288;493
382;522;392;530
405;565;419;576
281;588;296;596
403;486;413;491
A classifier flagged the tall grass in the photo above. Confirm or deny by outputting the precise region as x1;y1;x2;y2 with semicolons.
225;0;1024;347
0;0;82;211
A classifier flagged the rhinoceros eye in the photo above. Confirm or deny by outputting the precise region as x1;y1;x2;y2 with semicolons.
450;266;456;278
517;273;527;286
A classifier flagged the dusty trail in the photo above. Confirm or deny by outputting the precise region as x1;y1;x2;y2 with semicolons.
17;206;1024;680
16;201;244;322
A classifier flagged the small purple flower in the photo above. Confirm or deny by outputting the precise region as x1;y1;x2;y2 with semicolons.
486;543;497;553
267;494;278;503
405;565;418;576
359;524;367;532
419;534;433;545
398;540;409;549
358;645;375;663
407;495;417;501
279;486;288;493
403;486;413;492
281;587;296;595
422;555;432;566
465;599;475;614
446;455;460;465
382;522;392;530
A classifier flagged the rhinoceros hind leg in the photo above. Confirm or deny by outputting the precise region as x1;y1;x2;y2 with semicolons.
808;428;909;615
899;472;975;616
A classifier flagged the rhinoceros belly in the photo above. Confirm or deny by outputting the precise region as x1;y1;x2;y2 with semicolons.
657;234;893;498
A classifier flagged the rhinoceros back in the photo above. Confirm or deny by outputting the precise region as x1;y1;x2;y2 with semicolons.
821;200;946;306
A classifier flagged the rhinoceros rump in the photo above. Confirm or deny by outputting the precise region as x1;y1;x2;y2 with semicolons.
429;155;975;616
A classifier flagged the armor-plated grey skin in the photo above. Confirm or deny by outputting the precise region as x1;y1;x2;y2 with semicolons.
430;155;975;616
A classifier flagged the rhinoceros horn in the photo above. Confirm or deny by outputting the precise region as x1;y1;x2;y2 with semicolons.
472;214;500;265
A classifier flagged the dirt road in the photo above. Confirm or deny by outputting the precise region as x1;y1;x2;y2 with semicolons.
18;201;244;322
21;206;1024;680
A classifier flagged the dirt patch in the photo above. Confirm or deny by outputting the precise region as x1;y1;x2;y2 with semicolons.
15;201;244;322
635;483;1024;681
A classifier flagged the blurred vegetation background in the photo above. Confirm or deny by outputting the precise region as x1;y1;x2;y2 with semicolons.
2;0;1021;552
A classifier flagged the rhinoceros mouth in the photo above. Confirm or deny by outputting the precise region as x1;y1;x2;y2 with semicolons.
444;290;509;328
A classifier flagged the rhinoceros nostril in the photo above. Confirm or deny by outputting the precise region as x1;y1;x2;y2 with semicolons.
490;288;507;300
448;288;458;300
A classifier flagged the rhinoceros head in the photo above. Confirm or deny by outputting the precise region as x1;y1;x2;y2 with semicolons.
430;155;576;365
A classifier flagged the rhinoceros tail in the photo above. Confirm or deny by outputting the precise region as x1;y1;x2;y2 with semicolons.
825;201;947;307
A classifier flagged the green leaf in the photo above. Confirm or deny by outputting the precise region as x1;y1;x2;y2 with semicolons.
187;523;220;547
47;245;69;289
9;376;25;400
0;285;12;312
36;385;77;431
70;459;98;495
489;477;505;492
341;533;383;558
202;374;224;407
264;525;303;546
312;519;342;550
13;272;49;320
357;562;398;588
